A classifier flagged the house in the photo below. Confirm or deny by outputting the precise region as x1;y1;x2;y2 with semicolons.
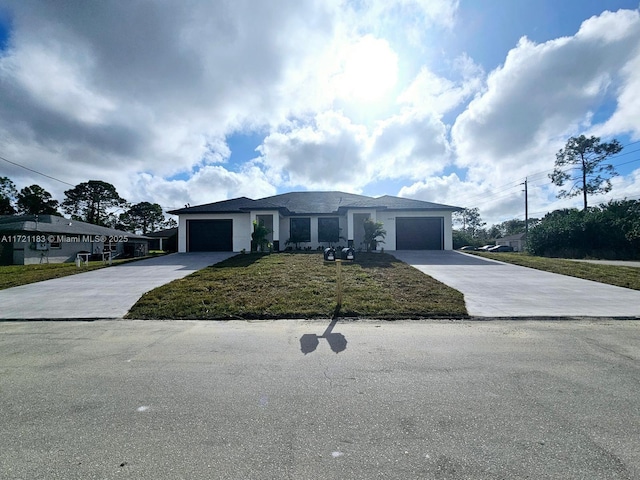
146;227;178;252
0;214;149;265
496;233;527;252
168;191;462;253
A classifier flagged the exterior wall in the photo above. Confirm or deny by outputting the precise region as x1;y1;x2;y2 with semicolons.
11;238;128;265
178;209;456;252
280;215;323;250
496;238;524;252
378;210;455;251
346;209;377;248
25;241;94;264
177;213;252;252
279;215;351;250
278;216;290;249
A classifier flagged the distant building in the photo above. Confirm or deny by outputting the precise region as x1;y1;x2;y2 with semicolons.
0;214;149;265
496;233;527;252
146;227;178;252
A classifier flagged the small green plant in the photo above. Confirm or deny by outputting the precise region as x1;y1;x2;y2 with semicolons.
362;218;386;252
251;220;271;252
285;234;306;250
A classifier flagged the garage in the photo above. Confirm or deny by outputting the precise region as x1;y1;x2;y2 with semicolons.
187;219;233;252
396;217;444;250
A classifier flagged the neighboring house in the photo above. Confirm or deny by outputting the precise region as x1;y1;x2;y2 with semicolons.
168;191;462;253
146;227;178;252
496;233;527;252
0;214;149;265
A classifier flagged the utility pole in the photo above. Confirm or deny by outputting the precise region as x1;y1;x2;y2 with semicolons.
523;178;528;251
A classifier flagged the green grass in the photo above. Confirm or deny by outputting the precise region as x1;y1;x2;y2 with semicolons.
126;252;467;320
0;255;165;290
472;252;640;290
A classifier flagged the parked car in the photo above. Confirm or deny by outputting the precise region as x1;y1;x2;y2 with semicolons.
459;245;478;251
477;245;495;251
488;245;514;252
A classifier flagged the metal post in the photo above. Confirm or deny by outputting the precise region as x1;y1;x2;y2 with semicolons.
336;259;342;308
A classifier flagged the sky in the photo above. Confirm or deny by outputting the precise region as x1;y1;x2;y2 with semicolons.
1;0;640;226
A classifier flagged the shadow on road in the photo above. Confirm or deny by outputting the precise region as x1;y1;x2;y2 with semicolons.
300;318;348;355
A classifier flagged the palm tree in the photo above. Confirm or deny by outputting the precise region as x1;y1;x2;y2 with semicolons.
362;218;386;252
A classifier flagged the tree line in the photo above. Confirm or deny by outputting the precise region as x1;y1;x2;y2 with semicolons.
453;134;638;259
0;177;175;234
454;201;640;259
453;207;541;247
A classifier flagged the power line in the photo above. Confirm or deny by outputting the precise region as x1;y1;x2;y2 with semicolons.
611;156;640;168
610;147;640;159
454;143;640;207
0;154;75;187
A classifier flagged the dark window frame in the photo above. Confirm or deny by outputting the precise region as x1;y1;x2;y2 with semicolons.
317;217;340;243
289;217;311;243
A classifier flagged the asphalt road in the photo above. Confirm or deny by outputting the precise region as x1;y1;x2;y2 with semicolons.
2;319;640;479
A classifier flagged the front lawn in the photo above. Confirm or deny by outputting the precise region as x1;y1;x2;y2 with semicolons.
472;252;640;290
126;252;467;320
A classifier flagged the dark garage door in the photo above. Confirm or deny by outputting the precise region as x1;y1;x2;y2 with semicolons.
187;219;233;252
396;217;444;250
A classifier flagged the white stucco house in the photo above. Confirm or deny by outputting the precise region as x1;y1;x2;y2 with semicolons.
169;191;462;253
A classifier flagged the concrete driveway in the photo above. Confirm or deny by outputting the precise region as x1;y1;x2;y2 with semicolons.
0;252;235;320
391;250;640;318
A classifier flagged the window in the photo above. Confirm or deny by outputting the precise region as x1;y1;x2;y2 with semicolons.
289;218;311;243
318;217;340;243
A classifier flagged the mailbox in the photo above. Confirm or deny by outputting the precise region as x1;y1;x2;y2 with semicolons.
341;247;355;261
323;247;336;261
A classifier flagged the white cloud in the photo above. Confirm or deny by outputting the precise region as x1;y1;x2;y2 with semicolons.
350;0;459;41
370;110;451;179
453;9;640;167
0;0;340;182
128;165;277;212
256;111;370;191
398;55;484;117
255;107;453;190
440;8;640;223
592;50;640;140
1;0;639;228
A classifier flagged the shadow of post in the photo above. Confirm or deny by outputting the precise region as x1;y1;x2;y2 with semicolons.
300;319;348;355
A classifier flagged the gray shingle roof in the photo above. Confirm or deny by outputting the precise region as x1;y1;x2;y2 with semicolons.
168;197;281;215
145;227;178;238
342;195;461;211
498;233;527;241
169;191;461;215
0;215;148;239
260;191;374;214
